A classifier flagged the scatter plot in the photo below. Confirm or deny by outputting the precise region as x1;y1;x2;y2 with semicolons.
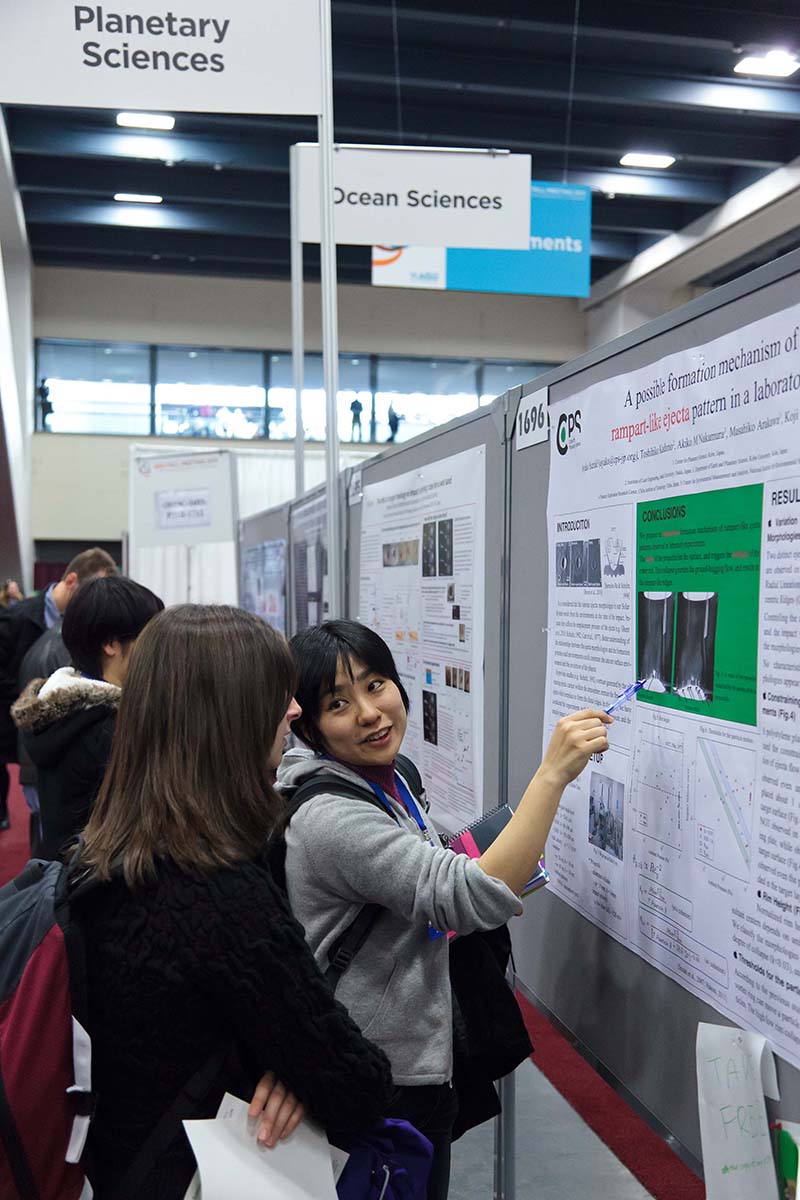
694;738;755;882
632;723;684;850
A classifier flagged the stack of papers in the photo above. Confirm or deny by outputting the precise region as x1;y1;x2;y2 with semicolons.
183;1093;346;1200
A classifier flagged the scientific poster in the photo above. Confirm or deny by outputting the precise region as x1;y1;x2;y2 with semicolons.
290;495;328;633
543;301;800;1068
359;447;486;831
240;538;286;635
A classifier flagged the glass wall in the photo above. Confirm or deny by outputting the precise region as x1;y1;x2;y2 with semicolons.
155;347;265;439
36;340;150;435
36;339;552;444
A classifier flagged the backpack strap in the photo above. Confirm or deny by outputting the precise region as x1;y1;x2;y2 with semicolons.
108;1046;230;1200
395;753;425;807
282;772;392;992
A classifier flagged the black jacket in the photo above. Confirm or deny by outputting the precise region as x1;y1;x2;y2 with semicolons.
0;591;48;761
12;669;119;858
78;857;393;1198
16;628;71;787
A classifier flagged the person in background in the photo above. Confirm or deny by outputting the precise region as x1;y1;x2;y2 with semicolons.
12;576;162;861
0;548;116;832
16;625;71;853
350;396;364;441
0;580;24;607
387;404;403;442
280;619;611;1200
74;606;392;1198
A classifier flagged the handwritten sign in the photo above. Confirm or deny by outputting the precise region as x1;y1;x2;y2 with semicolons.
696;1023;780;1200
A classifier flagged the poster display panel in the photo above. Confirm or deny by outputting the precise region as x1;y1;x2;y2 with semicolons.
542;301;800;1068
290;495;328;633
358;446;486;831
240;539;287;635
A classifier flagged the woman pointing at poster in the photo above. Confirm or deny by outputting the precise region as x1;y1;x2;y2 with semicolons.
278;619;610;1200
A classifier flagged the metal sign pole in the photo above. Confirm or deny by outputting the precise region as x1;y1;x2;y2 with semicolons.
493;1069;517;1200
318;0;343;619
289;144;305;499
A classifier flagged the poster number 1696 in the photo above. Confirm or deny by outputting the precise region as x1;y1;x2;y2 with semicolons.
516;388;550;450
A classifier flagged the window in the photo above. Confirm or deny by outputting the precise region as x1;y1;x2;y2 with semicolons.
268;353;371;442
37;340;150;434
480;361;549;406
375;357;478;444
35;339;551;444
155;347;265;439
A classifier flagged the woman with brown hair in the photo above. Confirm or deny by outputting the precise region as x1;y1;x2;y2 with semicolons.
76;605;392;1199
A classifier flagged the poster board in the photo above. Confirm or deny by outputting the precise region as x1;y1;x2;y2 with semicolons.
346;404;509;833
506;248;800;1170
128;448;238;606
239;502;290;635
288;483;330;638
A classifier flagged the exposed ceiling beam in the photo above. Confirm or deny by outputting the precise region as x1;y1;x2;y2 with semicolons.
10;105;783;175
335;0;800;48
14;155;290;208
334;42;800;121
23;196;289;238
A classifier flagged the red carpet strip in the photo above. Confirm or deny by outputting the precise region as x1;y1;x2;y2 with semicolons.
517;991;704;1200
0;766;32;887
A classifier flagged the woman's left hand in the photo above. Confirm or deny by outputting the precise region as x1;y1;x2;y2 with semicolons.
248;1070;306;1147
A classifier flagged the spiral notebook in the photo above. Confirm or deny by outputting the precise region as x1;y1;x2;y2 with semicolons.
445;804;549;897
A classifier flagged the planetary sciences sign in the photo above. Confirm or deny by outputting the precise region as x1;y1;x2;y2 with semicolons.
295;145;531;250
372;182;592;297
0;0;322;114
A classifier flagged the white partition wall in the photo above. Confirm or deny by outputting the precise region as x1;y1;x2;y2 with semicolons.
129;447;239;606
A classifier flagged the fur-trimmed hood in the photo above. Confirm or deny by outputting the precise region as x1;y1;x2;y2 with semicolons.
12;667;121;770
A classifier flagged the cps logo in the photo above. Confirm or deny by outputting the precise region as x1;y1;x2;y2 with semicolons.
556;409;581;456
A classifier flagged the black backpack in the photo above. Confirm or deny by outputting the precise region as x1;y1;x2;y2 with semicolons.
271;754;425;989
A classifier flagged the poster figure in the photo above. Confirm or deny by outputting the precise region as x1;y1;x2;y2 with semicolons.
422;691;438;745
588;772;624;861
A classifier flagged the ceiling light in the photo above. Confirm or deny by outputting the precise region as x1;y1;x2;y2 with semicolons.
620;153;676;170
116;111;175;131
734;49;799;77
114;193;163;204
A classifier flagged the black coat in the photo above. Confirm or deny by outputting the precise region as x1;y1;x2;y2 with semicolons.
0;592;49;762
12;670;119;858
16;628;71;786
78;858;393;1198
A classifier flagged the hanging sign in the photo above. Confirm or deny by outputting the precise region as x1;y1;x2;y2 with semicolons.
295;144;531;249
0;0;322;115
372;182;591;297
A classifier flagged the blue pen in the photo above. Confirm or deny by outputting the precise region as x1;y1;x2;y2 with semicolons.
605;679;645;715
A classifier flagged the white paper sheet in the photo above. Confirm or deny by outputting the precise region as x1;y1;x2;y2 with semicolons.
183;1093;338;1200
696;1023;780;1200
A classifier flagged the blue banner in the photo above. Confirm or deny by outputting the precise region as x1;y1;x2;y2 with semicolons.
371;182;592;298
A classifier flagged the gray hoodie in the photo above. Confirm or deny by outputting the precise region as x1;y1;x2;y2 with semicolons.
277;748;522;1086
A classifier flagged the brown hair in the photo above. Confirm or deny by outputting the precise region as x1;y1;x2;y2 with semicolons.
79;605;295;885
63;547;118;583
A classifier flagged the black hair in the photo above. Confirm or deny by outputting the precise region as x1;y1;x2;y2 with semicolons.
61;575;164;680
289;619;410;754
